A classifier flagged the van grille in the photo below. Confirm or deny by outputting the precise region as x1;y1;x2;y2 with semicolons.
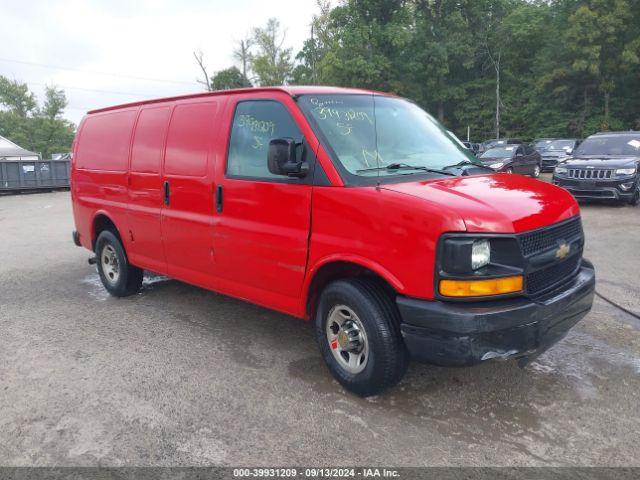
518;217;583;257
567;168;613;179
518;217;584;296
526;254;582;295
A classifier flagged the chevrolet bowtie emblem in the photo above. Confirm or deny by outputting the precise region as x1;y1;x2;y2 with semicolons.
556;242;570;260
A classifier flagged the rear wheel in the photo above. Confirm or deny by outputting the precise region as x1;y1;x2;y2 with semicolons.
95;230;143;297
532;164;541;178
315;278;409;396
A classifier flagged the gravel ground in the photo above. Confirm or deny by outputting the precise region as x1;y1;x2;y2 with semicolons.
0;179;639;467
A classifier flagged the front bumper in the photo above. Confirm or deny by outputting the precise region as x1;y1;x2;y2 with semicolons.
553;176;638;200
542;159;567;171
72;230;82;247
397;260;595;367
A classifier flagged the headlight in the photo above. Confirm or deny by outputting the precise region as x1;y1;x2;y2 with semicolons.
438;236;524;298
490;162;504;169
471;239;491;270
616;168;636;176
555;167;568;174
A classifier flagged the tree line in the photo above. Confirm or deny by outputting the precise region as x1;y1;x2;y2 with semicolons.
0;76;75;159
2;0;638;157
202;0;640;141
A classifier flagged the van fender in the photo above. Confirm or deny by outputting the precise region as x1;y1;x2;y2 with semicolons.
301;254;405;319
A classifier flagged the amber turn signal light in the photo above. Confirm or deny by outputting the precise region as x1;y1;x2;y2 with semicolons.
439;275;524;297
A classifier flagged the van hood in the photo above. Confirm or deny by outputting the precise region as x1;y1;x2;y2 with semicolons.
381;174;579;234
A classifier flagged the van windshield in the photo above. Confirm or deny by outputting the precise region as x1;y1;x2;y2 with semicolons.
297;94;478;183
573;135;640;156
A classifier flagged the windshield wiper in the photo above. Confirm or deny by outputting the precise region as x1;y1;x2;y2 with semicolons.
356;163;457;176
443;160;475;168
442;160;495;172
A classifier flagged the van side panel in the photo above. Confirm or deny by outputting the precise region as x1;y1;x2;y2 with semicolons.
127;106;171;273
72;109;138;251
161;99;221;285
75;111;135;171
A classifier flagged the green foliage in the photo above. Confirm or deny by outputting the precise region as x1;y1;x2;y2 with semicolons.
211;66;251;90
293;0;640;141
41;86;67;120
250;18;294;86
0;77;37;117
319;1;410;91
0;76;75;158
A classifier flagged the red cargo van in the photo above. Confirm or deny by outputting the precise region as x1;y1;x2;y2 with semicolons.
71;87;595;396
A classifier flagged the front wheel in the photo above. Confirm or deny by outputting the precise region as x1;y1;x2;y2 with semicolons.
315;278;409;396
506;167;514;174
629;185;640;206
95;230;143;297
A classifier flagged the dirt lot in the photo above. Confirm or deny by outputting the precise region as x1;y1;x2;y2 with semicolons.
1;177;639;467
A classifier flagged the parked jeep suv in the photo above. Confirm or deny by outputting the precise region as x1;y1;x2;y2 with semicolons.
553;132;640;205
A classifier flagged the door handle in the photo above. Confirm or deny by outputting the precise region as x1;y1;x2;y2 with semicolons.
215;185;223;213
163;180;170;206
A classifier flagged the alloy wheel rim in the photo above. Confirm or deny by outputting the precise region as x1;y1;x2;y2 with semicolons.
534;165;540;177
326;305;369;374
101;244;120;285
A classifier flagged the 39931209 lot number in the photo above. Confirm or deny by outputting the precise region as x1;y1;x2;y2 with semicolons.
232;468;400;478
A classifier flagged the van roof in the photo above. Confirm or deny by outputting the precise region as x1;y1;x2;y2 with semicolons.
87;86;393;115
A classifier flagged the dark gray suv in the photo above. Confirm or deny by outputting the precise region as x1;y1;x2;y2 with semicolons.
540;139;581;172
553;132;640;205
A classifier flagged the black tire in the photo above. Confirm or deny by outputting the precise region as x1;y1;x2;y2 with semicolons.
532;163;541;178
315;278;409;396
629;186;639;206
95;230;143;297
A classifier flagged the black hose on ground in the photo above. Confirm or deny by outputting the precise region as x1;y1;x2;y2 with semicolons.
595;290;640;321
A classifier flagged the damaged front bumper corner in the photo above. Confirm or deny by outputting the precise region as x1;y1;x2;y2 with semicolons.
396;260;595;367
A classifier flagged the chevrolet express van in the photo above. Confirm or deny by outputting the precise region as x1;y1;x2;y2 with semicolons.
71;87;595;396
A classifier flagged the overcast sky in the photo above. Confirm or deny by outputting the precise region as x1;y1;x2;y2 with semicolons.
0;0;320;124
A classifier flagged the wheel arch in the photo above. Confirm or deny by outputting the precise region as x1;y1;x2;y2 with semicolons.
303;256;403;320
91;212;122;251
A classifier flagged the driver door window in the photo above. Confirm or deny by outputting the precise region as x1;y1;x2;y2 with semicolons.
226;100;303;180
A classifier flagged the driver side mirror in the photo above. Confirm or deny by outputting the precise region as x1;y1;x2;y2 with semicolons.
267;138;308;178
